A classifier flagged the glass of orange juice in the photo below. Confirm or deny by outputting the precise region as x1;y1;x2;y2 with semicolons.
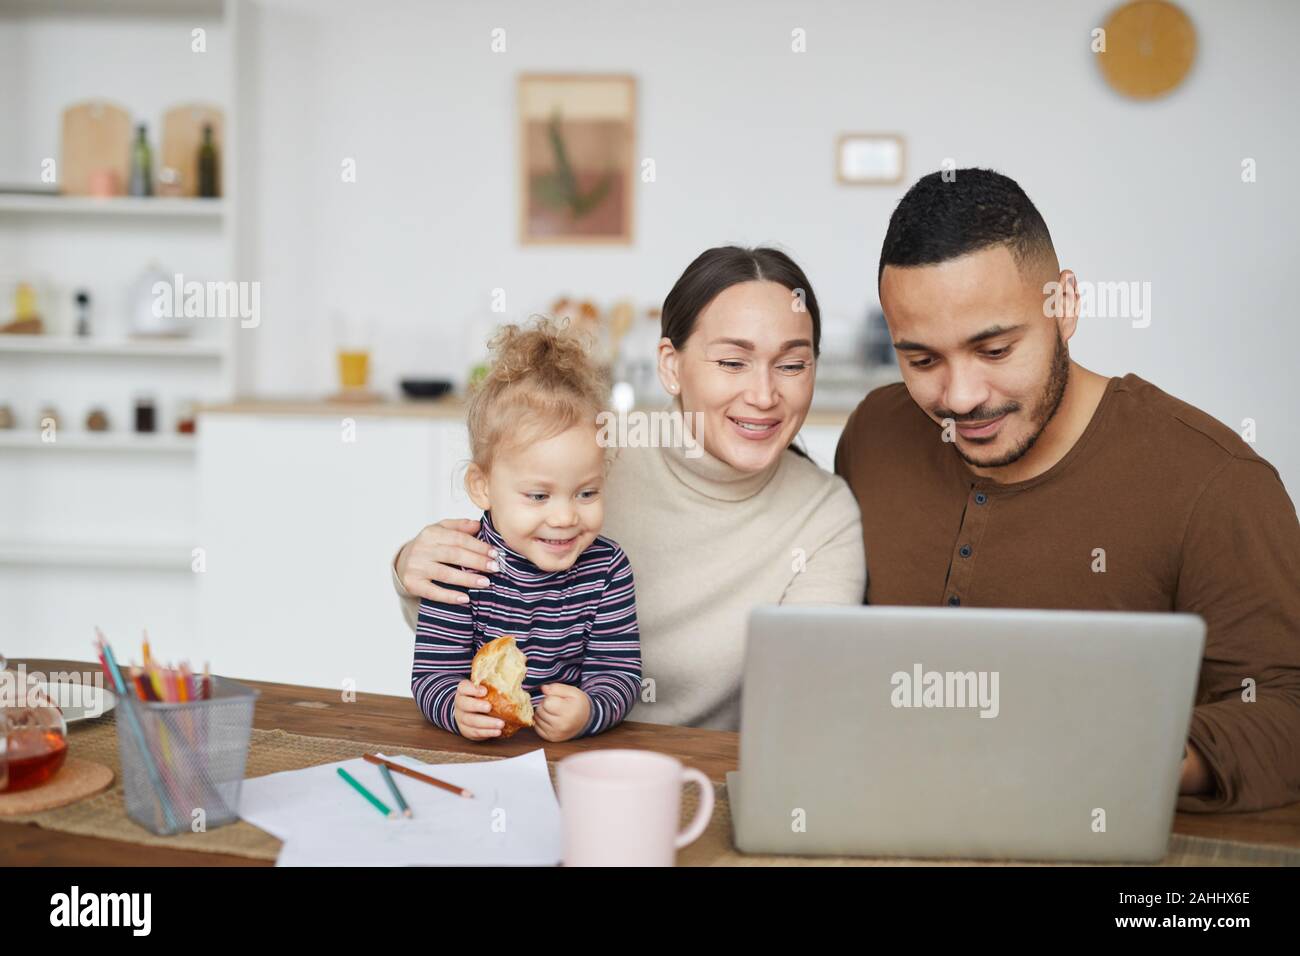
333;313;372;394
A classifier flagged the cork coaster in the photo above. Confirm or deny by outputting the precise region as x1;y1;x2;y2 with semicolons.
0;758;115;815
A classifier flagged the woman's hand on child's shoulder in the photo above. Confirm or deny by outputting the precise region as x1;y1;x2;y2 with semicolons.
397;518;501;604
534;684;592;742
453;679;505;740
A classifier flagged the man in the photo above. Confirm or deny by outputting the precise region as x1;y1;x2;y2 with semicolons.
835;168;1300;812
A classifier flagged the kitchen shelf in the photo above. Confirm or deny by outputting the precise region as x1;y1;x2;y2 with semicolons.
0;336;226;358
0;539;196;571
0;431;197;453
0;0;224;15
0;194;225;220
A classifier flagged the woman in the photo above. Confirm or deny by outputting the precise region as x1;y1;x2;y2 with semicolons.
393;246;865;730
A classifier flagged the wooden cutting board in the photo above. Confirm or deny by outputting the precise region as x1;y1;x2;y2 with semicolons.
162;103;225;197
60;100;132;196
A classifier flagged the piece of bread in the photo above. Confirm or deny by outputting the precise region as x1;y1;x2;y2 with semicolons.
470;635;534;738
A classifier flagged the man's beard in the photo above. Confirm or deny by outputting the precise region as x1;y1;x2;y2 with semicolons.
946;333;1071;470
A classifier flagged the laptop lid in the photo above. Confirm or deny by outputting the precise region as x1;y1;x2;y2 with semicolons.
735;605;1205;862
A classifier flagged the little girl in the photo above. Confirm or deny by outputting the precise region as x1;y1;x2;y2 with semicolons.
411;317;642;742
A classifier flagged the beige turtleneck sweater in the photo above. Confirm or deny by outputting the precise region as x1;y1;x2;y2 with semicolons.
394;427;866;732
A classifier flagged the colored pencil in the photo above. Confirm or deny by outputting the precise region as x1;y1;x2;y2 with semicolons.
377;764;412;818
93;644;113;689
146;661;166;703
362;753;475;799
337;767;395;818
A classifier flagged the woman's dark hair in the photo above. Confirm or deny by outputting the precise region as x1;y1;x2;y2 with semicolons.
662;245;821;356
660;245;820;459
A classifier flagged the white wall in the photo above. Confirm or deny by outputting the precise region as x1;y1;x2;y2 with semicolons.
236;0;1299;496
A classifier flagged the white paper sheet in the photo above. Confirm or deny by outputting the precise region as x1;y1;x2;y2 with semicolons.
237;749;561;866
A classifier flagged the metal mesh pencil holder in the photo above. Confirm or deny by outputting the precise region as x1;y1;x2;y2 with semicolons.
115;676;259;836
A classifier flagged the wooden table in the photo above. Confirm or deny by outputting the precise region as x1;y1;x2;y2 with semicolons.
5;659;1299;865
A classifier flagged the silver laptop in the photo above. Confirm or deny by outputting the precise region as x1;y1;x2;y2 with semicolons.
730;606;1205;862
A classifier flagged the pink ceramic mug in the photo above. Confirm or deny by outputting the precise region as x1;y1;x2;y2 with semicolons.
557;749;715;866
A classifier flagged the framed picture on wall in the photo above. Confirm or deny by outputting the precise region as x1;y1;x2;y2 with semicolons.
836;133;906;185
518;73;636;245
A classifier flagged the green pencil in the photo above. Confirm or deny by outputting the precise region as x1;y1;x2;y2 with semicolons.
337;767;395;818
378;763;413;818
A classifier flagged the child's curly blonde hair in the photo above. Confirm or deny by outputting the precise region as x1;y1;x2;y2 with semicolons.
466;316;611;472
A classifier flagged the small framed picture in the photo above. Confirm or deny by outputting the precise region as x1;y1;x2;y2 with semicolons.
836;133;906;185
518;73;636;245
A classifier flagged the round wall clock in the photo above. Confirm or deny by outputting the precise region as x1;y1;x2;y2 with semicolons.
1098;1;1198;99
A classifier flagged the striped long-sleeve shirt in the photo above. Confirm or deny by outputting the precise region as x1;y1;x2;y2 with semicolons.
412;510;642;737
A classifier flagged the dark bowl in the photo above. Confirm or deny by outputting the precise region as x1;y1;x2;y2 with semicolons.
400;378;454;400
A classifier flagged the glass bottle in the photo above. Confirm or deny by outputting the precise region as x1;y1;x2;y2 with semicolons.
129;123;154;197
74;289;91;337
197;123;219;198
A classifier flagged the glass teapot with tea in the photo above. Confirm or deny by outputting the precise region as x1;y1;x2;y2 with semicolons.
0;653;69;793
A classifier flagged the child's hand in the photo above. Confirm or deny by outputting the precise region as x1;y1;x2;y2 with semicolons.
453;679;504;740
534;684;591;742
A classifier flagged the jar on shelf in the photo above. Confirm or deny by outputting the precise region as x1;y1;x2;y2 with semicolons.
176;399;198;435
38;404;60;435
85;407;110;432
133;395;157;434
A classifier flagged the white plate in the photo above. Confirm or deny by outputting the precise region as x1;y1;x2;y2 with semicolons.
32;679;117;723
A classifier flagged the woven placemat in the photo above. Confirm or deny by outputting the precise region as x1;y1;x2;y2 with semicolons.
7;713;1297;866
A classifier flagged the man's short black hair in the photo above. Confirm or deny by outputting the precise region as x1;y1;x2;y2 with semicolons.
877;168;1056;289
